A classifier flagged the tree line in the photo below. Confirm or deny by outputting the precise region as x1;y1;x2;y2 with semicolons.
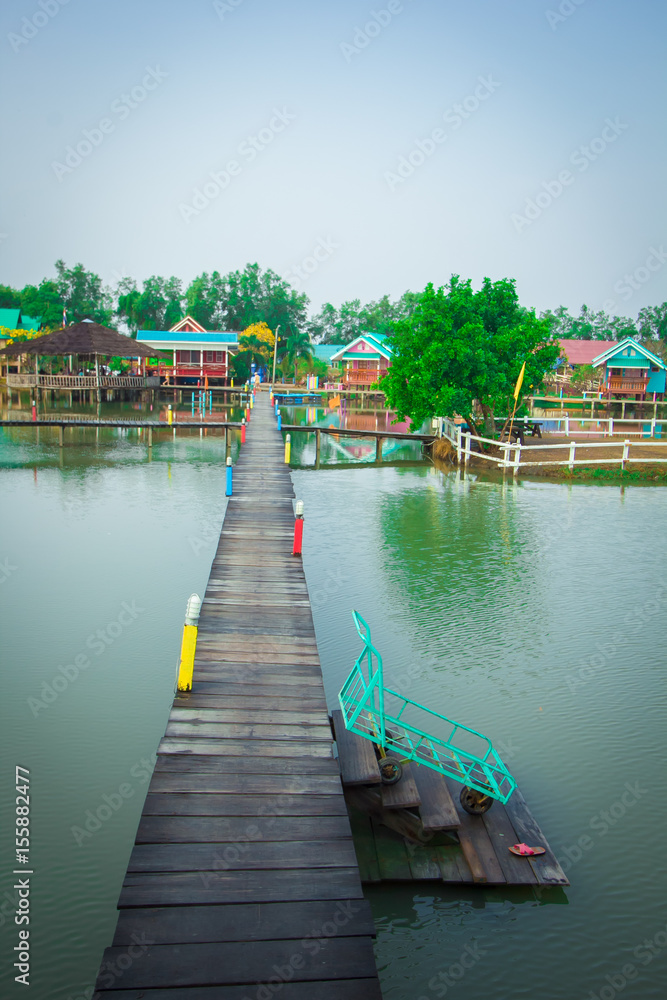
3;259;665;346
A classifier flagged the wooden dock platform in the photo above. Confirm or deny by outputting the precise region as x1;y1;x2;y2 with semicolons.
331;713;569;890
94;393;383;998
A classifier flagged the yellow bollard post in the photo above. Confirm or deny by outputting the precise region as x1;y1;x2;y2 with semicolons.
177;593;202;692
167;404;173;426
284;433;291;464
250;394;254;409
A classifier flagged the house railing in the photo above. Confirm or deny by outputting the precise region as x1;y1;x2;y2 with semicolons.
606;376;649;394
343;368;386;385
6;374;159;389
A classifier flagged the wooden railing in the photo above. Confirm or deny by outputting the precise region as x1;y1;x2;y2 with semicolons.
343;369;385;386
606;377;649;395
6;374;159;389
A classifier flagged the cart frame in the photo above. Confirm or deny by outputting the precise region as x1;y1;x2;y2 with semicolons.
338;611;516;804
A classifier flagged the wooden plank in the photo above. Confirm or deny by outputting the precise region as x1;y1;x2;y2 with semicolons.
345;805;381;883
332;710;381;786
156;739;334;758
95;978;383;999
481;802;538;885
169;709;328;726
171;695;328;712
154;753;338;774
370;819;412;880
452;812;505;885
147;772;343;795
412;764;460;831
164;722;332;741
435;845;464;883
380;755;421;810
111;898;376;944
127;839;359;873
503;785;569;885
96;938;378;989
141;794;349;817
136;815;353;844
119;867;365;907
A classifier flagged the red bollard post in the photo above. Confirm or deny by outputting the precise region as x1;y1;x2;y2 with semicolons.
31;399;37;422
241;418;246;444
292;500;304;556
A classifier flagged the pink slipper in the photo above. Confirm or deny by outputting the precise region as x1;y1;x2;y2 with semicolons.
509;843;546;856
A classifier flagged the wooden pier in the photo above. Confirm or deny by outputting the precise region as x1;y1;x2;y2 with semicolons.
94;392;383;998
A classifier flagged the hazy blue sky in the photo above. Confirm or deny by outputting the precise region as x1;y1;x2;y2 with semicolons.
2;0;665;320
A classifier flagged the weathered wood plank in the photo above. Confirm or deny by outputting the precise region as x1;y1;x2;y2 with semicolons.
380;756;421;811
147;772;343;795
156;738;334;758
413;764;460;831
154;752;338;774
136;815;353;844
111;899;375;945
503;785;569;885
164;721;332;741
332;710;381;786
118;868;365;907
127;839;359;872
141;793;349;817
95;979;384;1000
96;938;377;989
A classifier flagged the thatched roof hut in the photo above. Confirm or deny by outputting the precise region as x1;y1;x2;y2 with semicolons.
0;321;163;358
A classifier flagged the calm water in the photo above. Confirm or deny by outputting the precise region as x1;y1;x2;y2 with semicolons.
1;393;666;1000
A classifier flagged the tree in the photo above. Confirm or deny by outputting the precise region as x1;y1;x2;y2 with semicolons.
55;260;112;324
0;284;21;309
284;328;313;385
185;271;225;328
637;303;667;342
382;276;560;435
115;275;183;334
19;280;63;327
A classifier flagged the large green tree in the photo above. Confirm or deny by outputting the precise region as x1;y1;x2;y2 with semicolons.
382;276;560;435
54;260;112;324
185;263;308;335
637;303;667;342
115;275;183;334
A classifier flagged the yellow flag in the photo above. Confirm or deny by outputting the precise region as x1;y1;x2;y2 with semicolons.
513;361;526;401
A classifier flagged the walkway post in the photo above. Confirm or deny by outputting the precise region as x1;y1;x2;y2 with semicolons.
226;456;233;496
277;410;282;431
177;593;202;692
292;500;304;556
284;433;291;464
241;418;246;444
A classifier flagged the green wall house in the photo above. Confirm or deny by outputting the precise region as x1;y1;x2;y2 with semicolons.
592;338;667;400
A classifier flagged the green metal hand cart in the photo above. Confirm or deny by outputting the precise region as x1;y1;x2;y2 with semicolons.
338;611;516;814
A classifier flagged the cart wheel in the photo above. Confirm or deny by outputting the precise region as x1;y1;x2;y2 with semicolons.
460;786;494;815
380;759;403;785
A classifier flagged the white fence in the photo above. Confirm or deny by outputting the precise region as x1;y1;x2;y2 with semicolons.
438;417;667;474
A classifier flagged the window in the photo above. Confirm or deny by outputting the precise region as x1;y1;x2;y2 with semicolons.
177;350;200;364
204;351;225;363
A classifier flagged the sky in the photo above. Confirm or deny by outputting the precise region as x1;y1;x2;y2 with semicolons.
1;0;666;321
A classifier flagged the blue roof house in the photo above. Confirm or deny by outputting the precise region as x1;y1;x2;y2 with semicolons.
592;338;667;400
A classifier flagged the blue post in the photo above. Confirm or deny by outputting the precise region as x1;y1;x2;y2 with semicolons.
191;392;195;417
277;411;282;431
226;457;233;496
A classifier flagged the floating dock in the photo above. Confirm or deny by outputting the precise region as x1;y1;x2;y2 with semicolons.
94;392;383;998
332;711;569;888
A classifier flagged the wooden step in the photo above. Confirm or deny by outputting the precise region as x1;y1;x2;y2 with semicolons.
412;764;460;830
332;709;381;786
380;753;421;810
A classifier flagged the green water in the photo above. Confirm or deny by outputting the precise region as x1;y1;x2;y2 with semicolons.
1;400;666;1000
